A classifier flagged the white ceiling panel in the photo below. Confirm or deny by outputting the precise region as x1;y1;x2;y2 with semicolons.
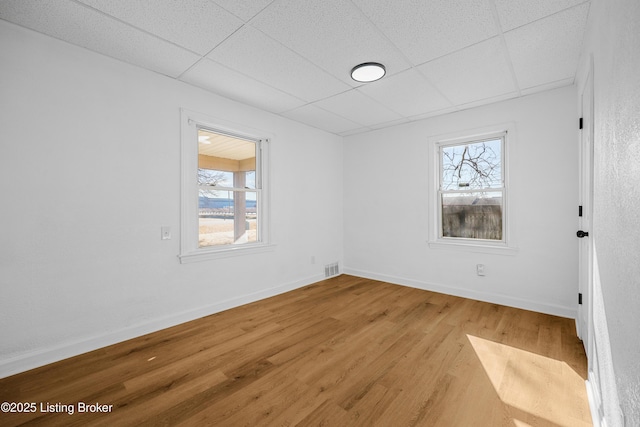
455;91;519;111
352;0;498;66
494;0;589;31
338;127;373;137
0;0;593;135
418;37;517;106
368;117;411;131
76;0;243;55
408;106;460;123
504;3;590;89
180;58;306;114
212;0;274;22
0;0;200;78
520;77;575;96
357;69;452;117
314;90;402;127
281;104;363;134
250;0;411;85
207;26;350;102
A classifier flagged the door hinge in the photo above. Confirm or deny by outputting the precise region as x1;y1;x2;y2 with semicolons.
579;205;583;217
579;117;583;129
578;293;583;305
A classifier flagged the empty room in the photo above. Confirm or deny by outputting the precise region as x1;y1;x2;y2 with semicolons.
0;0;638;426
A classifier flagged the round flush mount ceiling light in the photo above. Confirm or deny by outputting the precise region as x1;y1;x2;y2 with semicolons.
350;62;386;83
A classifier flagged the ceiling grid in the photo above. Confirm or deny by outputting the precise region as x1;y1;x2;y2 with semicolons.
0;0;592;135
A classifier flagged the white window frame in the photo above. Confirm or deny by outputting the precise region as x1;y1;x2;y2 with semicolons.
428;123;518;255
179;109;273;263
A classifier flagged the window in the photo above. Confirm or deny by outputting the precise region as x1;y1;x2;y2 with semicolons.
180;110;272;263
440;135;504;240
429;125;517;254
198;129;258;247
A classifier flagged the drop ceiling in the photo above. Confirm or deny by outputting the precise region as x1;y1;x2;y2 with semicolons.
0;0;591;136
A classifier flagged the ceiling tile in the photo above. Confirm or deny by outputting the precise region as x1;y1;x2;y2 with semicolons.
352;0;498;65
0;0;593;135
0;0;200;78
339;127;372;137
408;106;460;122
212;0;274;22
418;37;517;105
368;117;410;131
207;26;350;102
520;77;575;96
250;0;411;85
504;3;590;89
357;69;452;117
313;90;402;127
76;0;242;55
180;58;306;114
455;91;519;111
493;0;589;31
281;104;362;134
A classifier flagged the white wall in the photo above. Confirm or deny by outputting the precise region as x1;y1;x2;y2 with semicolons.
344;86;578;317
577;0;640;425
0;20;343;377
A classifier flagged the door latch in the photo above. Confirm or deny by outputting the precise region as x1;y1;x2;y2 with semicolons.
576;230;589;238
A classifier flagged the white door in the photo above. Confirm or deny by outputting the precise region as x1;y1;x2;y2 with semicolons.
577;64;594;357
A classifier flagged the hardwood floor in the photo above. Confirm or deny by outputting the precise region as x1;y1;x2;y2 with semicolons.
0;275;592;426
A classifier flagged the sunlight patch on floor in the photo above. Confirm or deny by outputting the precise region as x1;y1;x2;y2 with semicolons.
467;334;592;426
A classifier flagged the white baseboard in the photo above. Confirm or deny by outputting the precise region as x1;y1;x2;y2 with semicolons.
343;268;577;319
586;375;605;427
0;274;324;379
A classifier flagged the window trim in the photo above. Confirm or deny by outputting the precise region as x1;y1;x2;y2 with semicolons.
179;109;274;264
427;123;518;255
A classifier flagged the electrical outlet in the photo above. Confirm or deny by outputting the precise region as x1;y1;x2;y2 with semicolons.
161;226;171;240
476;264;485;276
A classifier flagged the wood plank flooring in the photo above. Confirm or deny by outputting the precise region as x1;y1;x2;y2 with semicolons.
0;275;592;426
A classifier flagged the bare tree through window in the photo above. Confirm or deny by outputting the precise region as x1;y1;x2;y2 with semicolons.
441;139;501;190
439;138;504;240
198;169;226;198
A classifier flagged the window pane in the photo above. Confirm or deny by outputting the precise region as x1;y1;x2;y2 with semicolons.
197;128;258;248
198;169;256;190
442;192;502;240
245;170;256;190
441;139;502;190
198;128;256;190
198;168;233;189
199;191;258;247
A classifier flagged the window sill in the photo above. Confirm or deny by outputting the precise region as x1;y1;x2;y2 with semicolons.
428;240;518;256
179;243;276;264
